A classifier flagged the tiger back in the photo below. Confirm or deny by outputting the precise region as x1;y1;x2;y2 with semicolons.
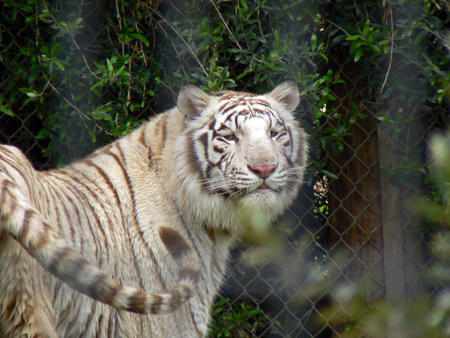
0;82;308;337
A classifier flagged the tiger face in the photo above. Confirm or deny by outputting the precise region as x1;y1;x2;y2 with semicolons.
171;82;308;231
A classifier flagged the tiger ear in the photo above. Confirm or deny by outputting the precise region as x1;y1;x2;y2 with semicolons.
177;85;212;120
267;81;300;112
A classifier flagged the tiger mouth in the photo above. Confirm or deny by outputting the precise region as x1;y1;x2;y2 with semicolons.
256;183;272;190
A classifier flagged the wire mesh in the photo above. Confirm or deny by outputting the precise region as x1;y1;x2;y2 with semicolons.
0;9;443;338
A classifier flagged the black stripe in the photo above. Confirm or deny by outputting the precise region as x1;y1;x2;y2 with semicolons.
90;274;122;305
57;184;87;255
0;179;8;207
54;188;76;245
95;314;103;338
139;121;148;148
234;111;240;129
213;145;224;154
159;227;191;261
0;153;32;195
250;98;271;107
169;199;205;272
115;142;168;291
36;177;51;215
222;104;240;121
18;209;32;244
188;302;203;337
82;159;144;288
64;173;110;252
187;130;203;178
80;300;97;337
41;176;62;232
286;126;295;163
0;180;14;225
198;132;209;172
0;146;24;166
48;173;103;263
149;295;163;314
217;123;231;132
47;246;85;278
214;154;227;168
153;113;169;146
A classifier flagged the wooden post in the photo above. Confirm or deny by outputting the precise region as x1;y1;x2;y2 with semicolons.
377;105;406;305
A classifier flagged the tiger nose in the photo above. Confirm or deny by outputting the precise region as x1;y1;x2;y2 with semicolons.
248;164;277;179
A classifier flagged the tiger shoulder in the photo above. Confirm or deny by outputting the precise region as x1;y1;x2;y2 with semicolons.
0;82;308;337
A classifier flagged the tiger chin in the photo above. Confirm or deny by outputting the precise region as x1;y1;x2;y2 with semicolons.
0;81;308;337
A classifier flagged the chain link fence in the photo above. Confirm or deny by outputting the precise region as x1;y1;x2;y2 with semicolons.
216;54;443;337
0;2;445;338
0;58;440;338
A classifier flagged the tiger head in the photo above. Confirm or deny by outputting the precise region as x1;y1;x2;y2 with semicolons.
170;82;308;233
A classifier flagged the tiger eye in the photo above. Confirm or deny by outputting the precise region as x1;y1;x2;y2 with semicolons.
270;130;279;138
223;134;238;142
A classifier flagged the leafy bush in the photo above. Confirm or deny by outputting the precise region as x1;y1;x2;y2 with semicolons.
210;298;279;337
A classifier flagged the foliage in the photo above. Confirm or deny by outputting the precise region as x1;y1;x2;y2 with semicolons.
3;0;450;337
1;0;162;166
320;0;450;183
210;298;278;337
0;0;344;172
323;134;450;337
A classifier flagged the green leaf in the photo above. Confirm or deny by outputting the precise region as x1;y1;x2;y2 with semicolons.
212;307;223;316
354;48;363;62
318;52;329;63
345;35;362;41
311;32;317;51
52;59;65;71
36;128;48;139
19;87;34;94
274;29;280;49
0;107;14;117
246;309;263;316
266;63;283;71
129;33;150;47
26;91;39;98
317;96;328;107
90;79;107;91
327;93;337;100
239;0;248;10
337;140;344;152
236;71;251;79
214;298;230;307
377;116;395;124
413;166;426;173
314;108;325;119
319;169;339;179
363;20;370;37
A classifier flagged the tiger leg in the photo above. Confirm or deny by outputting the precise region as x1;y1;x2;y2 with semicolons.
0;232;58;338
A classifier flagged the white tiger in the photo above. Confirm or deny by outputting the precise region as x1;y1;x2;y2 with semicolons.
0;81;308;337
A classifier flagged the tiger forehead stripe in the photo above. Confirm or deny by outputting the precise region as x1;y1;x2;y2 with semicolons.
245;101;255;116
220;102;277;125
217;93;262;111
218;96;270;111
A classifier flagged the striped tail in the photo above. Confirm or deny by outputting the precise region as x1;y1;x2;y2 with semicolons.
0;172;200;314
